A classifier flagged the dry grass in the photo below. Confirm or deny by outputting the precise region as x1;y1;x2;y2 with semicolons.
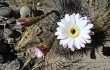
88;0;110;31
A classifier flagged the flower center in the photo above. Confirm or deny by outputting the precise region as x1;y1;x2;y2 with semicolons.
70;28;76;34
68;25;80;38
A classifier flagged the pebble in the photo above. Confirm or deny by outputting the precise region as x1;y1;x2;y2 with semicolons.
2;59;20;70
35;10;44;16
7;38;14;44
6;17;16;24
20;6;31;18
37;2;41;7
9;30;21;38
3;28;13;38
0;25;4;29
0;7;12;17
0;2;9;7
0;64;5;70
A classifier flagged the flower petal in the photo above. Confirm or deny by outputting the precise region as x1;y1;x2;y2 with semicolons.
60;39;68;48
79;18;88;28
68;39;74;49
56;27;64;32
75;38;81;49
82;16;87;20
85;39;91;43
81;34;91;40
78;37;86;44
75;13;80;23
65;14;70;22
89;31;94;35
80;30;91;35
70;14;76;24
70;47;75;51
57;34;67;39
80;43;85;48
57;22;65;27
55;31;62;35
84;24;93;29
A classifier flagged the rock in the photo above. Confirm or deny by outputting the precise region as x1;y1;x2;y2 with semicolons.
3;28;13;38
28;4;37;17
3;59;20;70
102;47;110;56
6;17;16;24
13;25;23;33
0;17;8;21
0;64;5;70
13;11;20;19
20;6;31;18
0;2;9;7
35;10;44;16
7;38;14;44
0;7;13;17
9;30;21;38
37;2;42;7
0;25;4;29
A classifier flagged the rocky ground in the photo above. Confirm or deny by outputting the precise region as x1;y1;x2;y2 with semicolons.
0;0;110;70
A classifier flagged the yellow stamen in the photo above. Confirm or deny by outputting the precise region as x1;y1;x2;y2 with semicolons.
68;25;80;38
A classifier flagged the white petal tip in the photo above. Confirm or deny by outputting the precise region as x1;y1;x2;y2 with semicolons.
77;47;81;49
81;44;85;48
70;48;75;51
89;32;94;35
86;40;91;44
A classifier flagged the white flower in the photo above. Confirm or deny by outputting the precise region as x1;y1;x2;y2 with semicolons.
55;13;94;51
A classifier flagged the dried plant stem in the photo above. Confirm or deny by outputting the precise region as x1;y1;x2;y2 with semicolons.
20;34;55;70
31;59;44;70
15;24;39;50
31;34;55;70
16;10;59;50
20;56;37;70
20;58;31;70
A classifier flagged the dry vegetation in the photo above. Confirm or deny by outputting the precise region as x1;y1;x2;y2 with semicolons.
1;0;110;70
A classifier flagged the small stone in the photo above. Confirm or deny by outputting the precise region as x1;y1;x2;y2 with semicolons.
0;2;9;7
37;2;41;7
20;6;31;18
7;38;14;44
9;30;21;38
28;4;37;17
0;7;12;17
3;28;13;38
0;25;4;29
0;64;5;70
4;59;20;70
6;17;16;24
35;10;44;16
